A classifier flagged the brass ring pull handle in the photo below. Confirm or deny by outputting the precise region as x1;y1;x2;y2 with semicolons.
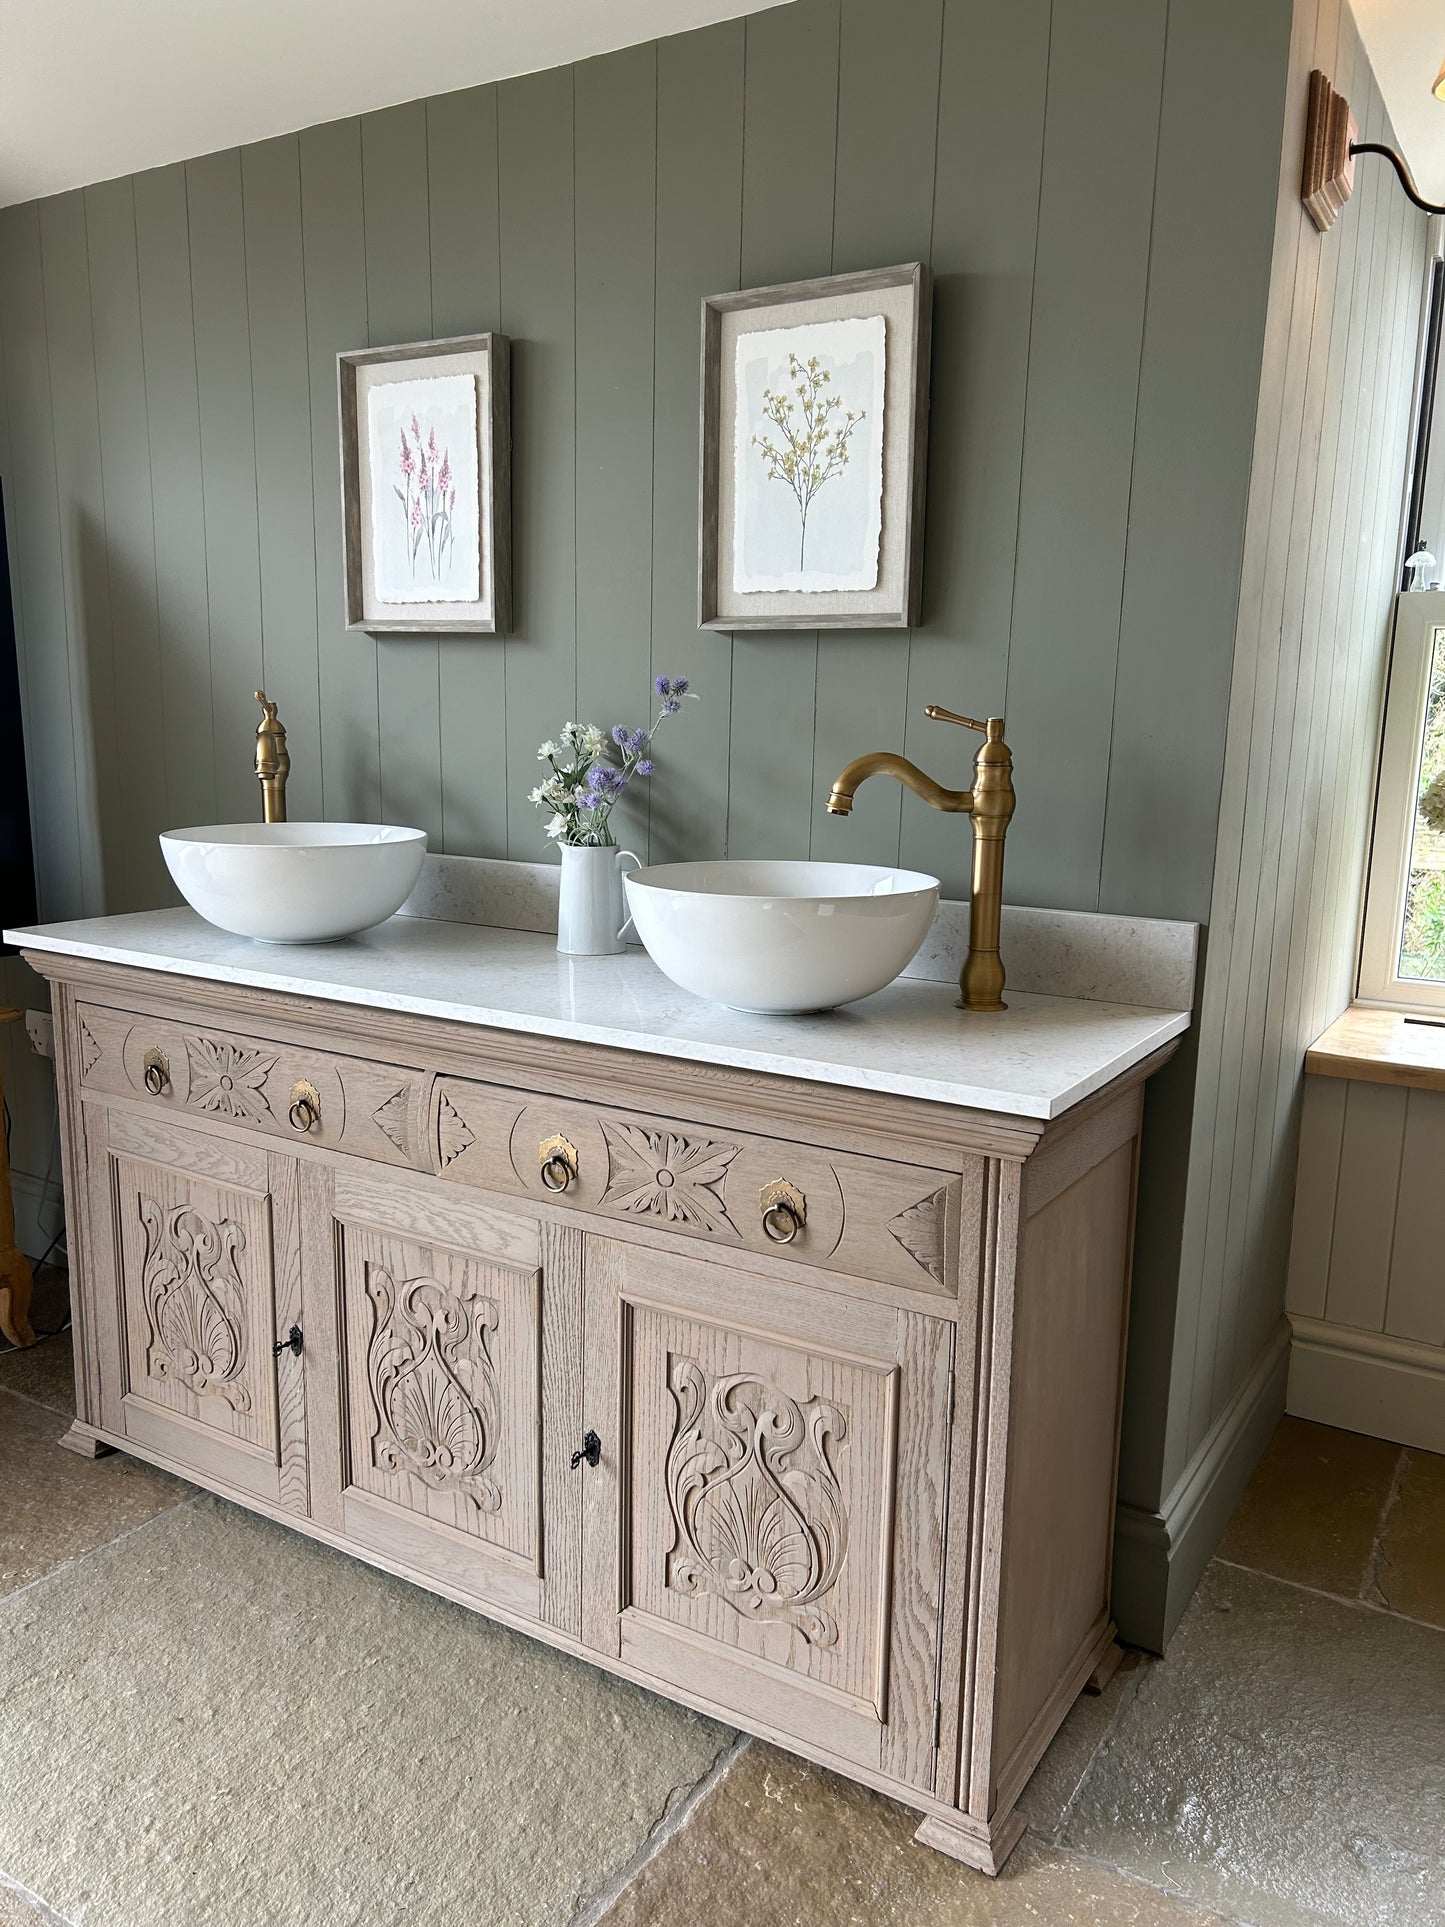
288;1080;321;1133
142;1049;170;1096
760;1179;807;1245
538;1134;578;1194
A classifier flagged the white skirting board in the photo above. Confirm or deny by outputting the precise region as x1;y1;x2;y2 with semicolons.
1288;1315;1445;1455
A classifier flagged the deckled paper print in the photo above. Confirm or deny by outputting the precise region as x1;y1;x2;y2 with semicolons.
368;374;481;603
732;314;885;594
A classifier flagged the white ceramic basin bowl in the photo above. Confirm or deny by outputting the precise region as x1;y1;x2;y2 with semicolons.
160;823;427;943
624;859;940;1013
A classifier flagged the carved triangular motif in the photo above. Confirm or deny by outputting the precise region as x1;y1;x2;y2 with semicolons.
886;1188;947;1283
437;1093;475;1168
372;1088;410;1152
78;1017;103;1075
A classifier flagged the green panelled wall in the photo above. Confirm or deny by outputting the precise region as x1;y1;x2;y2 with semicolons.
3;0;1419;1645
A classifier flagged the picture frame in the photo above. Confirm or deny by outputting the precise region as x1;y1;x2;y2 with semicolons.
338;332;511;635
699;263;930;632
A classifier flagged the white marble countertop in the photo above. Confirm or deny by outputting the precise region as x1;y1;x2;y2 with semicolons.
7;906;1189;1121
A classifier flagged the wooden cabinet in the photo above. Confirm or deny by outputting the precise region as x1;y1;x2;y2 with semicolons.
34;964;1171;1878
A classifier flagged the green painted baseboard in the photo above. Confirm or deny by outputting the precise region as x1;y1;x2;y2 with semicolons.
1112;1320;1289;1652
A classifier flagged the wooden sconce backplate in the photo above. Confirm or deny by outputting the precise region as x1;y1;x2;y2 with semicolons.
1302;68;1356;231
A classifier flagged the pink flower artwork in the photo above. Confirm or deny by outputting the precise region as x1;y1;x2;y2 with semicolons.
367;373;482;605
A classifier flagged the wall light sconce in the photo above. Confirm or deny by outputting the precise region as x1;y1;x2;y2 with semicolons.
1302;68;1445;231
1434;57;1445;103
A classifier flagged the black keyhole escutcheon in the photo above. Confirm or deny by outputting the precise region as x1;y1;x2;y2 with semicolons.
570;1430;602;1470
272;1325;303;1359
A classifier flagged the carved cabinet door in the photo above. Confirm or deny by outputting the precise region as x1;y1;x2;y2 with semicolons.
581;1236;956;1794
90;1105;307;1509
308;1166;579;1632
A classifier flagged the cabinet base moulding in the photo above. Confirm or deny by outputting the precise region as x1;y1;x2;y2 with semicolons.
913;1806;1028;1877
58;1421;115;1460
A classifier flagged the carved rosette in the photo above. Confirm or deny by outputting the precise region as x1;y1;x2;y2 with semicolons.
886;1188;948;1284
437;1094;475;1169
184;1035;276;1122
139;1197;252;1410
665;1356;849;1646
600;1120;740;1236
365;1266;502;1512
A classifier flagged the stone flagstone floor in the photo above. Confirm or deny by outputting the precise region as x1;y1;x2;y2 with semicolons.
3;1273;1443;1927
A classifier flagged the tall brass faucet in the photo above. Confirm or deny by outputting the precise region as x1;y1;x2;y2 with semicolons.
254;691;290;824
826;705;1015;1012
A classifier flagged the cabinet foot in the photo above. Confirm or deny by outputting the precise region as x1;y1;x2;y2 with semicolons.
59;1423;114;1460
1084;1637;1124;1696
913;1805;1027;1876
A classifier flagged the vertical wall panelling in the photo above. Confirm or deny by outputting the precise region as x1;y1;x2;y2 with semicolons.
37;193;112;917
574;46;657;841
809;0;941;873
243;135;323;826
900;0;1049;896
1107;0;1291;1513
497;67;577;861
133;166;217;838
426;87;506;858
1384;1089;1445;1346
361;103;443;843
85;177;169;907
0;202;86;922
299;117;379;824
726;0;839;862
646;22;743;865
1002;0;1166;914
187;150;265;829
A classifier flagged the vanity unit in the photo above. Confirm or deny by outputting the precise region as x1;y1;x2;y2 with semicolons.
13;900;1189;1875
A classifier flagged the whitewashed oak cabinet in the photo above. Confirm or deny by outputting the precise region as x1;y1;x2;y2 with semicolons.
30;952;1172;1876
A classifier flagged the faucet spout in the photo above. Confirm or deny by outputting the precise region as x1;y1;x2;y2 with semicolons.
823;709;1015;1013
255;690;290;825
826;752;971;818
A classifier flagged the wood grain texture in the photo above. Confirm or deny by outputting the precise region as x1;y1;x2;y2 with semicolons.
1307;1003;1445;1089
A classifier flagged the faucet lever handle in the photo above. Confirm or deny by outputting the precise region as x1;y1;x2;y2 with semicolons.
925;704;995;733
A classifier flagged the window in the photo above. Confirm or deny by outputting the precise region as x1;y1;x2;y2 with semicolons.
1360;590;1445;1010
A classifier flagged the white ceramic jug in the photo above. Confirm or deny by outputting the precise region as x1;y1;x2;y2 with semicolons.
556;844;642;956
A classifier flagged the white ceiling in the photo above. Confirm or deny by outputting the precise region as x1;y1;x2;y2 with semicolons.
1353;0;1445;205
0;0;789;208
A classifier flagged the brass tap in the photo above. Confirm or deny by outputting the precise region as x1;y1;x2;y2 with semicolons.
826;706;1015;1012
254;690;290;824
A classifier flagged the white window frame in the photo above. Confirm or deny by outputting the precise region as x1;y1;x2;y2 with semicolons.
1359;588;1445;1012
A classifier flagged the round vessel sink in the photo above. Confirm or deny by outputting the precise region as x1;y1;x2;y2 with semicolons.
160;823;427;944
624;859;939;1013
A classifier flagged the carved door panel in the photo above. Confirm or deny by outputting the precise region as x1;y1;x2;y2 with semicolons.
317;1168;575;1629
582;1236;955;1793
99;1106;305;1508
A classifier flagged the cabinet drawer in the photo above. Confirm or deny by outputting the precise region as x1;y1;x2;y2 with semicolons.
432;1076;970;1296
75;1001;427;1169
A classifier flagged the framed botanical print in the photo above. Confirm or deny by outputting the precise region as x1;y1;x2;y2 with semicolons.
338;332;511;635
699;263;930;631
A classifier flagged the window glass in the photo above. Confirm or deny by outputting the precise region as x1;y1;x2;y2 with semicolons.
1398;628;1445;982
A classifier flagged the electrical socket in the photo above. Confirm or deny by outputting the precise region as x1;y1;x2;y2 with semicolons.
24;1010;54;1060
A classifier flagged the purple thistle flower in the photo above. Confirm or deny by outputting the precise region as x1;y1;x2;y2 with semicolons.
662;697;681;714
611;723;631;747
654;675;672;697
585;764;628;799
634;758;655;777
670;676;690;696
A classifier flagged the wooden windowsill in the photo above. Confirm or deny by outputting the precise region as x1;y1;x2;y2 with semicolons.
1307;1004;1445;1093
